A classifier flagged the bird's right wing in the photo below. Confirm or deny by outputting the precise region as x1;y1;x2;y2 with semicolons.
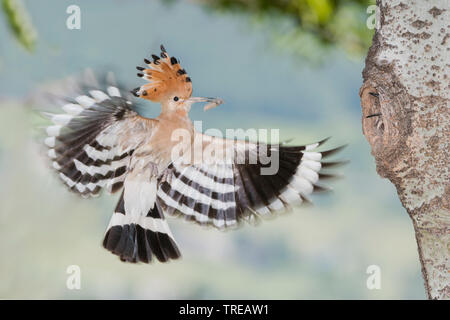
42;76;155;197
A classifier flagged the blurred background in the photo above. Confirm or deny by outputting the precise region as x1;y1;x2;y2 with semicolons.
0;0;425;299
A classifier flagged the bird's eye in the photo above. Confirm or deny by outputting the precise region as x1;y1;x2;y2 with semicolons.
173;96;179;102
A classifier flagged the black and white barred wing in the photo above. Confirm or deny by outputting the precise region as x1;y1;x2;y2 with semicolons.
43;83;153;197
157;133;345;230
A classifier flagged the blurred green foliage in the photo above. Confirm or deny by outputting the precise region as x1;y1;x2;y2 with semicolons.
2;0;37;51
1;0;374;58
195;0;375;58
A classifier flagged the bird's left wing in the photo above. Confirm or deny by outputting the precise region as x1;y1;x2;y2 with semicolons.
43;76;155;197
157;132;345;230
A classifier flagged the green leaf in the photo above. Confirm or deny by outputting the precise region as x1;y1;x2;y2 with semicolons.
2;0;37;52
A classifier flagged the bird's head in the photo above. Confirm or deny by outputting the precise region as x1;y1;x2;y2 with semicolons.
132;45;223;115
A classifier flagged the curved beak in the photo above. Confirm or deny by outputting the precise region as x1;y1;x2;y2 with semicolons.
185;97;224;111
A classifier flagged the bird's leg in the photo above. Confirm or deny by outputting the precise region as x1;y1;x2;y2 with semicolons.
159;168;171;184
144;162;159;177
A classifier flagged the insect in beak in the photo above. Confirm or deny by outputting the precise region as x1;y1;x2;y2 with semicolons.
185;97;224;111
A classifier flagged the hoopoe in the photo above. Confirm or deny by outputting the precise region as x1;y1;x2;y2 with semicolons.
43;45;345;264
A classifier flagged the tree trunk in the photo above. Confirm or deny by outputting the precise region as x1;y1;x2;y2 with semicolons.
360;0;449;299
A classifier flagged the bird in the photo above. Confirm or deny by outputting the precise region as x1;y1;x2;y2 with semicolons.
42;45;345;264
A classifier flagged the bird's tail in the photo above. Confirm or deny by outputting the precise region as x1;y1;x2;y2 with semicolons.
102;191;181;263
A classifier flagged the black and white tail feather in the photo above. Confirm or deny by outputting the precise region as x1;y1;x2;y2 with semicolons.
103;191;180;263
41;72;181;263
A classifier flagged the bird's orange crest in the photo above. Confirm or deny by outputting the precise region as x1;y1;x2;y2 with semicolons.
132;45;193;102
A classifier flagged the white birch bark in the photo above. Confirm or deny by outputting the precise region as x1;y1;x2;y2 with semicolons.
360;0;449;299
